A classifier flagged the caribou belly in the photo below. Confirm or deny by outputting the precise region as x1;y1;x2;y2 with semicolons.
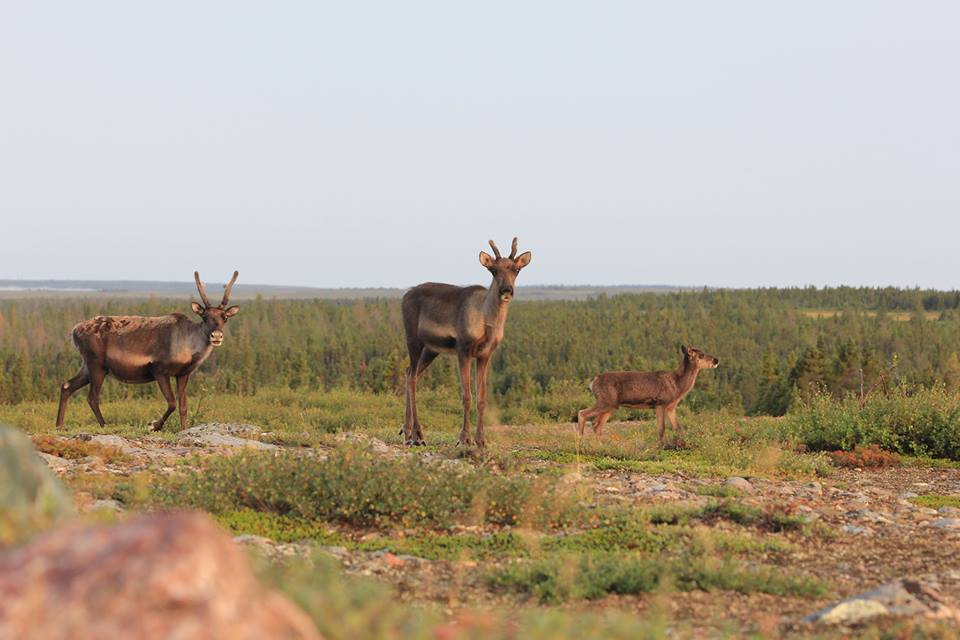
104;350;155;383
417;318;458;354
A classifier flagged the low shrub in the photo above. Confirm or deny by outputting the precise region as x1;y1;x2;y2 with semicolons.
487;553;826;604
829;445;901;469
31;435;128;464
154;447;579;530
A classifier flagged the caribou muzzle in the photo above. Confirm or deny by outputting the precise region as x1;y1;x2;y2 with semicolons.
499;286;514;302
210;330;224;347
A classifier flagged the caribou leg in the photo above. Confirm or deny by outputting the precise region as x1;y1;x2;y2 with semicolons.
176;374;191;430
457;352;473;446
56;368;90;428
86;366;107;427
410;349;437;445
655;406;666;449
475;356;490;447
666;405;686;449
593;411;613;437
401;342;423;444
152;376;176;431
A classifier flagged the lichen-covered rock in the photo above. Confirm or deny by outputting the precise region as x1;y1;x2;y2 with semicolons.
177;423;278;449
0;510;321;639
804;579;960;626
0;425;74;545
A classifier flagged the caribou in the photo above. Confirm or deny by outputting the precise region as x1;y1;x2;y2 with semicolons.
401;238;532;447
577;345;720;447
55;271;240;431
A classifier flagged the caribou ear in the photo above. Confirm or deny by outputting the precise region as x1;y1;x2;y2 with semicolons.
191;302;205;316
479;251;496;268
514;251;532;269
224;306;240;319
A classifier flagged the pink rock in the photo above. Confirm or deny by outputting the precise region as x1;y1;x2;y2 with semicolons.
0;511;321;640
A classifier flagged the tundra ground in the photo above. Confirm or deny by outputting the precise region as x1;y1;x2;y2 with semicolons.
7;394;960;639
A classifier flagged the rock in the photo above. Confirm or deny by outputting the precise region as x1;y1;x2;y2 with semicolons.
180;422;264;437
86;434;143;455
931;518;960;530
37;452;71;472
90;499;124;512
177;424;277;450
87;434;128;448
802;481;823;496
847;509;893;524
234;534;312;560
804;579;960;625
0;425;74;544
841;524;871;535
334;432;391;454
937;506;960;516
0;511;320;639
795;505;820;522
724;477;753;493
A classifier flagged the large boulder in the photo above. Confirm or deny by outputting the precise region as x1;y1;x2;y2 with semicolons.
0;425;74;545
0;511;321;640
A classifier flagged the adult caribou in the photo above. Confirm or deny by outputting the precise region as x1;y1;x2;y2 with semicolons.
401;238;532;447
55;271;240;431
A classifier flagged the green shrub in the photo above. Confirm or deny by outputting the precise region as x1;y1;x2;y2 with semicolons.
787;386;960;459
263;553;670;640
487;552;826;604
154;447;577;530
909;495;960;510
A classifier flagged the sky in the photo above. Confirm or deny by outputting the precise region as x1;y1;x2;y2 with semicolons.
1;2;958;289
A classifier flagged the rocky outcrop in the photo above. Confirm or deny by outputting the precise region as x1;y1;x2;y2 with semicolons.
0;425;74;545
0;511;321;640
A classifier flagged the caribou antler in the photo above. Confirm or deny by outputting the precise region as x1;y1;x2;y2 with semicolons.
220;271;239;307
194;271;212;307
488;239;502;259
509;237;519;260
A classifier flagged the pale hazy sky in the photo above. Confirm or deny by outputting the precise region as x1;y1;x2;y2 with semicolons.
1;2;958;289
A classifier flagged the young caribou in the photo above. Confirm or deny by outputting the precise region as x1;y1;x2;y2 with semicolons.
401;238;532;447
578;345;719;447
55;271;240;431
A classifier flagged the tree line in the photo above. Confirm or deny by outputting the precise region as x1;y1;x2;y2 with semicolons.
1;286;959;414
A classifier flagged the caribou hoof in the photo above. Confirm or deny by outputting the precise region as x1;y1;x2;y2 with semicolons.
151;421;164;432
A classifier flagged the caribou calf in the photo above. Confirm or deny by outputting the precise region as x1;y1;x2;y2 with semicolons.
577;345;719;447
55;271;239;431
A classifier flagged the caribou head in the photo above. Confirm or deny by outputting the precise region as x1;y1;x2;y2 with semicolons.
191;271;240;347
478;237;533;302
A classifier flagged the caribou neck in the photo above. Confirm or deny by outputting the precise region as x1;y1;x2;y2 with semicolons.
188;316;216;351
481;279;511;329
673;356;700;396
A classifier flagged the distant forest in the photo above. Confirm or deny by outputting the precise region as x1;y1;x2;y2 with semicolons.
1;286;960;414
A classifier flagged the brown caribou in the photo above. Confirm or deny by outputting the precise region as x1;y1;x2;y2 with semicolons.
577;345;719;447
401;238;532;447
55;271;240;431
